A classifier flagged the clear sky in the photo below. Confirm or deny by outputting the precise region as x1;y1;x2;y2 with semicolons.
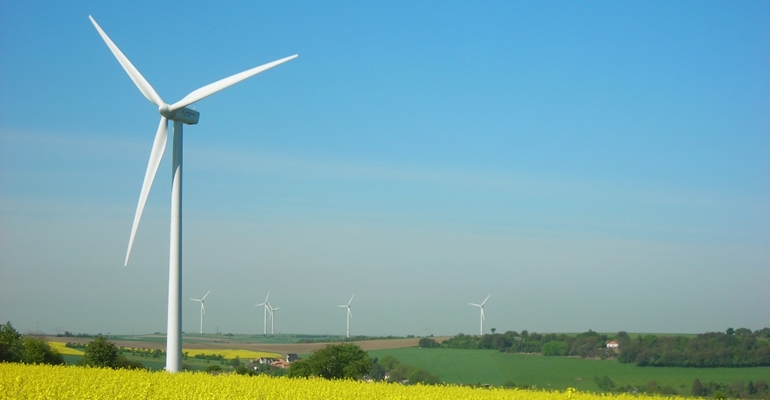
1;1;768;337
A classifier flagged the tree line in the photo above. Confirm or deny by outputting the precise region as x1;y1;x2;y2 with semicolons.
419;327;770;367
617;328;770;367
421;329;616;359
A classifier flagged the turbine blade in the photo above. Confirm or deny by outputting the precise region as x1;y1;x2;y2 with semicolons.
202;290;211;301
169;54;298;111
338;305;347;308
265;292;270;303
348;309;353;318
348;295;354;306
124;117;168;265
481;309;486;321
88;16;165;107
481;295;490;306
469;303;481;307
201;303;206;315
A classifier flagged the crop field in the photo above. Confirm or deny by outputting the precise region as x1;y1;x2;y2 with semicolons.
47;334;424;357
2;363;686;400
183;349;282;359
368;348;770;392
48;341;84;356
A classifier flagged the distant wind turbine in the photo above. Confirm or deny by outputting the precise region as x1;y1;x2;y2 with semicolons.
267;302;279;334
338;295;354;338
88;16;297;373
189;290;210;334
469;295;490;336
255;292;272;335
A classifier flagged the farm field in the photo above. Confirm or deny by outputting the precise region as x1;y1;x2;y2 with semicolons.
368;348;770;392
2;362;686;400
47;334;427;356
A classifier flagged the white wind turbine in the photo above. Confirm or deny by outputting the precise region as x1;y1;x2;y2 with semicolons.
189;290;210;334
267;302;279;334
255;292;272;335
337;295;354;338
89;16;297;373
469;295;490;336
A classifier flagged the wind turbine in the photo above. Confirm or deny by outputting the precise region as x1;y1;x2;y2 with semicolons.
189;290;210;334
255;292;272;335
337;295;354;338
469;295;490;336
89;16;297;373
267;302;279;334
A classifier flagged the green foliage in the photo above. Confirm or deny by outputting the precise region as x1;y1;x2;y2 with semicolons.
0;322;23;363
230;356;241;367
418;337;440;348
618;329;770;367
690;379;769;399
0;322;64;365
441;333;479;349
81;335;144;370
288;343;371;380
593;375;615;391
82;335;119;368
21;337;64;365
542;341;569;356
377;356;439;385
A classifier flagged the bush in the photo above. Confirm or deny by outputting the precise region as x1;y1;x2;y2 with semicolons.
288;343;371;380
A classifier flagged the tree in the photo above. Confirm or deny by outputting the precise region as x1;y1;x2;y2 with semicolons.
418;337;440;348
0;322;23;363
288;343;371;380
542;341;569;356
82;335;119;367
691;379;708;396
21;337;64;365
491;328;497;334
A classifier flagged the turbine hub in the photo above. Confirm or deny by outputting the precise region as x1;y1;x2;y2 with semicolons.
159;104;174;119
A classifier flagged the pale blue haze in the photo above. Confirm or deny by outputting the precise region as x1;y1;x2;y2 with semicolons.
0;1;768;336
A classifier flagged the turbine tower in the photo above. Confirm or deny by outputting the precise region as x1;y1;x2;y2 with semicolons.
89;16;297;373
337;295;354;338
189;290;210;334
255;292;272;335
469;295;490;336
267;302;279;334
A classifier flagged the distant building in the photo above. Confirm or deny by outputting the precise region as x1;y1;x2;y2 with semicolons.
286;353;300;363
606;340;619;349
271;359;291;369
256;357;279;365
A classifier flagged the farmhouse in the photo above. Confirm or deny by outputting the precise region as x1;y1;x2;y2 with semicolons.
606;340;619;349
255;357;279;365
270;359;291;369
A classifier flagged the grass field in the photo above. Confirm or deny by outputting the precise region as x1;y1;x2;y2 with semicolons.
368;348;770;392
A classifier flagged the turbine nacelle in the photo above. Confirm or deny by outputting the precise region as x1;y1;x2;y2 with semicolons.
159;105;200;125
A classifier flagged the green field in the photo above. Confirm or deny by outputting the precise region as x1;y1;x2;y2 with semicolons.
368;348;770;392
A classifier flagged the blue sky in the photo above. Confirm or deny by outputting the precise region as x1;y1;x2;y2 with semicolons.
1;1;768;337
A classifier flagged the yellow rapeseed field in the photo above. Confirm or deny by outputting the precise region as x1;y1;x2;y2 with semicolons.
46;342;84;356
183;349;282;359
0;363;683;400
